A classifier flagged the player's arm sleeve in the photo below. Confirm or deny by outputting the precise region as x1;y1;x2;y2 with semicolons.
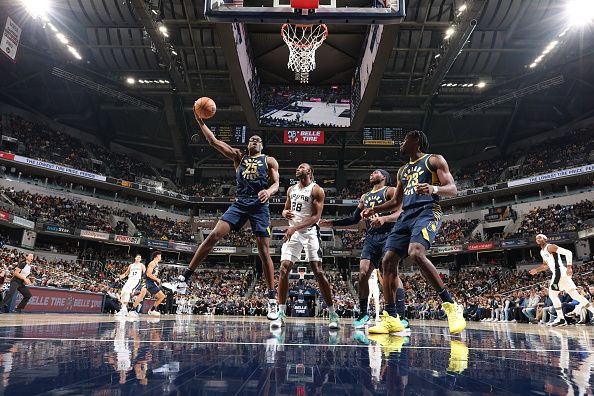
552;246;573;266
332;207;363;227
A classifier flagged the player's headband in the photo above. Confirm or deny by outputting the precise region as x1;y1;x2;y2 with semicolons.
377;169;392;185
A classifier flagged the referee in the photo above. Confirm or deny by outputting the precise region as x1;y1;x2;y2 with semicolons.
0;253;34;313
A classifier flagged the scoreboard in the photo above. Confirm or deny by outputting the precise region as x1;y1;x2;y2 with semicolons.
210;125;248;144
362;127;405;145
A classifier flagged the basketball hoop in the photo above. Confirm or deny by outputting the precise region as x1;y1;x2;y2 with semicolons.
281;23;328;84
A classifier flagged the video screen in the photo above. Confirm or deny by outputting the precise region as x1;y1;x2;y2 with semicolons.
258;85;351;128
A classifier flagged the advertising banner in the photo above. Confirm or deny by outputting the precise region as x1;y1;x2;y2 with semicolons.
212;246;236;254
0;210;9;221
43;224;74;235
284;130;324;144
80;230;110;240
0;17;21;61
169;242;196;253
466;241;496;251
146;239;170;249
114;235;141;245
433;245;464;254
501;238;529;248
508;164;594;187
14;287;104;313
12;215;34;229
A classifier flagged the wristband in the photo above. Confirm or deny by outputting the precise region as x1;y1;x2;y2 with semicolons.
432;185;439;195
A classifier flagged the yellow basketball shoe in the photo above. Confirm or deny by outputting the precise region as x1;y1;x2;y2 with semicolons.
368;311;405;334
447;340;469;374
442;302;466;334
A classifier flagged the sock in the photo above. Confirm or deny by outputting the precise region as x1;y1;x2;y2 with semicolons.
438;288;455;304
279;304;286;313
182;269;195;281
554;306;565;320
328;306;335;314
396;288;406;318
267;289;276;300
359;298;368;315
385;303;397;317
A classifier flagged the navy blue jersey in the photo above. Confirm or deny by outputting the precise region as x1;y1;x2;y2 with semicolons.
398;154;441;211
236;154;269;197
363;186;393;234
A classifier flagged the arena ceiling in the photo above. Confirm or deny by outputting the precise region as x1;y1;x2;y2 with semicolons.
0;0;593;171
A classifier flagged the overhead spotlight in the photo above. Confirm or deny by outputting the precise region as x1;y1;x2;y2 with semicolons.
158;25;169;37
458;4;467;12
47;23;58;33
171;49;178;55
451;83;458;87
529;62;537;68
559;28;570;37
158;80;166;84
22;0;50;20
566;0;594;26
152;9;158;15
535;56;544;62
164;80;170;84
126;77;136;85
56;33;69;44
434;53;441;59
67;46;82;60
467;83;474;87
477;81;486;88
444;27;455;39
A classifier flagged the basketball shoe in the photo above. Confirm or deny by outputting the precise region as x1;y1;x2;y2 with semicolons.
352;313;370;329
442;302;466;334
368;311;405;334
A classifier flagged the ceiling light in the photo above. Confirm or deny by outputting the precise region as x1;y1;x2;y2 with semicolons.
529;62;537;68
477;81;486;88
126;77;135;85
152;9;158;15
158;26;169;37
67;46;82;60
171;49;178;55
451;83;458;87
434;53;441;59
56;33;69;44
164;80;170;84
159;80;166;84
22;0;50;20
467;83;474;87
444;27;455;39
566;0;594;26
47;23;58;33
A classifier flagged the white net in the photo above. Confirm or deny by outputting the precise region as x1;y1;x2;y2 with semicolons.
281;24;328;83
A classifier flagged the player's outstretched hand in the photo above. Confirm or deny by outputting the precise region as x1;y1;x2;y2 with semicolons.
361;208;374;218
258;189;271;203
528;268;537;276
319;219;332;227
415;183;433;195
566;266;573;277
282;210;295;220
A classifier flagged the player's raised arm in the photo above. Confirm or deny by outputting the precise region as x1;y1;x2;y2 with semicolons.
260;156;280;203
320;194;365;227
416;155;458;197
118;265;131;281
196;117;242;162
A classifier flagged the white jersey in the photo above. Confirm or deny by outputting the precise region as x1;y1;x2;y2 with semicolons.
540;244;568;276
369;269;378;284
128;263;143;281
288;182;318;231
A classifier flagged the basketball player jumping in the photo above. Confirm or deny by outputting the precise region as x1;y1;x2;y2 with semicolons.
362;131;466;334
271;163;338;329
321;169;407;331
529;234;594;326
129;251;166;317
115;254;145;317
178;116;281;320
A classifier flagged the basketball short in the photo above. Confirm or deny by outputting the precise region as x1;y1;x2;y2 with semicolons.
221;197;271;237
385;204;442;256
361;233;388;267
281;228;322;263
550;274;576;292
122;278;142;295
146;279;161;295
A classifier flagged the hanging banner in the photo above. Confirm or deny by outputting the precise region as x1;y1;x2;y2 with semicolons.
12;215;34;229
501;238;528;248
284;130;325;144
212;246;236;254
433;245;464;254
507;164;594;187
0;210;9;221
114;235;141;245
0;17;21;61
169;242;196;253
80;230;110;240
43;224;74;235
146;239;170;249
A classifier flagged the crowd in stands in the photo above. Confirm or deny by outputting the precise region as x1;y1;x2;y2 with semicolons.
217;229;256;247
433;219;479;245
1;113;175;185
455;128;594;188
338;230;365;249
508;200;594;239
1;187;194;242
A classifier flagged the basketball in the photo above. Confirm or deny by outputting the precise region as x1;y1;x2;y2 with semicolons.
193;97;216;119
